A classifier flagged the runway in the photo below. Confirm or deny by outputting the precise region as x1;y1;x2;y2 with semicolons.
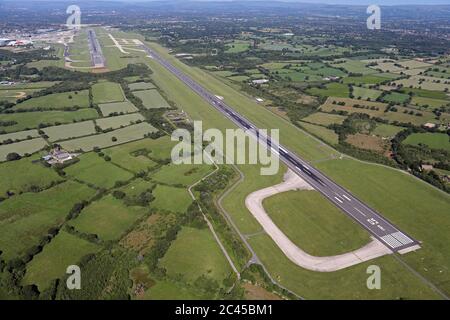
87;29;105;68
140;43;420;253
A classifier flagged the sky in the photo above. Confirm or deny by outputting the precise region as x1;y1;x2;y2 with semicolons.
10;0;450;5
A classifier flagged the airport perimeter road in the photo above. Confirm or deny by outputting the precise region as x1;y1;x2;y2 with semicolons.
87;29;105;68
141;44;420;253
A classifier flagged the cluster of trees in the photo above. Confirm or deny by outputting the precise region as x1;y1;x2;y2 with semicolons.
392;128;450;193
194;166;250;268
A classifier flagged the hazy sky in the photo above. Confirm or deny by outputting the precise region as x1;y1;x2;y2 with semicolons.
10;0;450;5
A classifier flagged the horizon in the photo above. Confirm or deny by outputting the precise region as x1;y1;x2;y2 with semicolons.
5;0;450;6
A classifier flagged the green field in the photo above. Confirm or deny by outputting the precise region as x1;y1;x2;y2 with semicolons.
133;89;171;109
102;138;168;173
151;185;192;213
307;83;350;98
0;138;48;161
95;113;145;130
98;101;139;116
14;90;90;111
22;231;100;291
159;227;232;283
0;155;63;197
403;133;450;151
0;129;39;143
0;181;93;260
43;120;96;142
0;109;99;133
60;122;158;152
69;195;148;241
352;86;383;100
301;112;346;126
411;97;449;109
92;82;125;104
143;280;206;300
382;92;411;104
103;136;175;172
333;60;377;75
400;88;449;100
128;82;156;91
64;152;134;189
372;124;405;138
343;75;392;85
152;163;214;186
263;190;371;256
298;122;339;145
225;40;251;53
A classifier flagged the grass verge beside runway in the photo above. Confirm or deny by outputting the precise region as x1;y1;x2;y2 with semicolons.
263;190;371;257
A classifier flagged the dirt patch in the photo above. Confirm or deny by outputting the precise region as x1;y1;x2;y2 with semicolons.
120;213;177;255
346;133;388;153
268;106;289;120
243;282;283;300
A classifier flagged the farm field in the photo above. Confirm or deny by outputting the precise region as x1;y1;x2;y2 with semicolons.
43;120;96;142
102;139;166;173
69;195;148;241
0;109;99;133
225;40;251;53
159;227;232;284
306;83;350;98
151;163;214;186
98;101;139;116
151;185;192;213
411;97;449;109
300;112;346;126
332;59;377;75
403;133;450;151
372;124;405;138
128;82;156;91
92;82;125;104
0;181;93;260
382;92;410;104
60;122;158;152
13;90;90;111
263;190;371;256
320;97;445;126
343;75;393;85
64;153;134;189
0;129;39;143
0;89;41;102
352;86;382;100
0;137;47;161
143;280;206;300
22;231;100;291
393;76;450;92
132;89;171;109
95;113;145;130
0;155;63;197
298;122;339;145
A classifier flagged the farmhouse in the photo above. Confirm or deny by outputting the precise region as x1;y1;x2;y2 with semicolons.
43;147;77;165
